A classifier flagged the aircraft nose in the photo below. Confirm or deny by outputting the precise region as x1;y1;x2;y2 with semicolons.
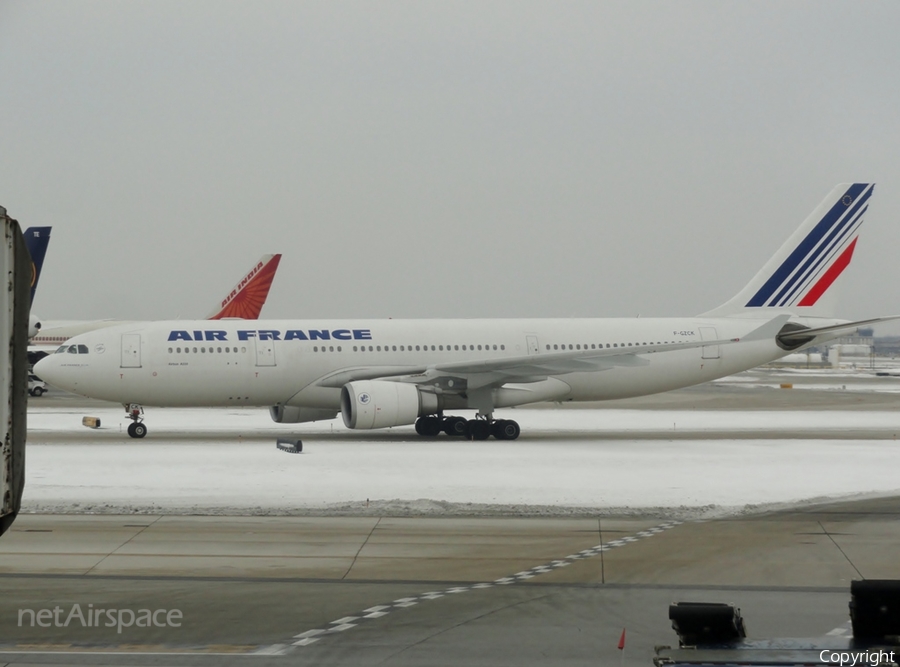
34;354;69;391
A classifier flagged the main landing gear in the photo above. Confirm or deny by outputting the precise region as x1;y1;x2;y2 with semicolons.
415;415;520;441
125;404;147;439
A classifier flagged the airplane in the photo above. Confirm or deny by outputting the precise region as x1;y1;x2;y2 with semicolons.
22;226;52;339
28;254;283;355
36;183;894;440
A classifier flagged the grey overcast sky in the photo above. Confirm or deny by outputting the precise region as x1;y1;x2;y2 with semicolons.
2;1;899;328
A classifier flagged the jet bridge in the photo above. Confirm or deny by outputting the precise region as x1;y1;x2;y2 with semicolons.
1;207;31;537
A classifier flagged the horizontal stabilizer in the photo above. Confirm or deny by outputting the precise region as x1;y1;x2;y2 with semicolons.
777;316;900;345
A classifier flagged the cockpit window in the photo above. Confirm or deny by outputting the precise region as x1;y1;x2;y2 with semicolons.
55;346;67;354
78;344;89;354
67;345;77;354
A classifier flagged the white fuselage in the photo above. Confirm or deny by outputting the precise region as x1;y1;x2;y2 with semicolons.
35;316;795;411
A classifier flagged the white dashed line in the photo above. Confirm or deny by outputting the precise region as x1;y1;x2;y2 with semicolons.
329;623;356;633
287;519;683;651
292;637;321;647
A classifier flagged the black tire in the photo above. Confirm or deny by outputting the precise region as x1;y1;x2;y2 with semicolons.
492;419;520;441
32;387;44;397
416;416;442;437
443;416;468;436
466;419;491;441
128;422;147;439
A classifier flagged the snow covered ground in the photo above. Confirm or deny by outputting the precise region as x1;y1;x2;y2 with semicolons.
21;405;900;518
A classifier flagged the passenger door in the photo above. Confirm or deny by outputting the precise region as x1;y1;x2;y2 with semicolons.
120;334;142;368
255;338;276;367
699;327;720;360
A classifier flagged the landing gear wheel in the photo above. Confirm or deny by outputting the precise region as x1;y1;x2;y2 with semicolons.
127;422;147;439
467;419;491;441
415;416;442;437
492;419;520;441
443;416;468;437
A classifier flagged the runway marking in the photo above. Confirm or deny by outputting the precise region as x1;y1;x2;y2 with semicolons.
284;519;683;652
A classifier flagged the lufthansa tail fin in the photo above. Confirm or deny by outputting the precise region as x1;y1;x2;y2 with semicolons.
207;254;282;320
702;184;873;319
23;226;51;306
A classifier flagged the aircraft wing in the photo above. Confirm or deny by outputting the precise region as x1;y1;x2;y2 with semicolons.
402;335;742;390
316;332;748;391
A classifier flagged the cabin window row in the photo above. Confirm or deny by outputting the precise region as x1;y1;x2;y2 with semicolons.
546;341;674;351
168;346;248;354
351;344;505;353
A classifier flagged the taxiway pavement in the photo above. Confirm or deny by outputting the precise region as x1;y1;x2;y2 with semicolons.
3;370;900;665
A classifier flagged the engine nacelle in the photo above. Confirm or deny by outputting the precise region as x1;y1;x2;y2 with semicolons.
28;314;41;339
341;380;438;430
269;405;338;424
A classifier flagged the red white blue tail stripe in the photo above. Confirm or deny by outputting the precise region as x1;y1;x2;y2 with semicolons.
745;183;872;308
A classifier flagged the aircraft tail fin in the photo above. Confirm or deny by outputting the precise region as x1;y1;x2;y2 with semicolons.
702;184;873;319
207;254;282;320
23;226;51;306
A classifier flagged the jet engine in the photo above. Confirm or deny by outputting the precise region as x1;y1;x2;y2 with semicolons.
269;405;338;424
341;380;439;429
28;314;41;339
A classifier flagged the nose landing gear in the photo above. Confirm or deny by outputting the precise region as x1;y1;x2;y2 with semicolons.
125;404;147;439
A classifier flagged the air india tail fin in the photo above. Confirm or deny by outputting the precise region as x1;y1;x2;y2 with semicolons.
207;254;282;320
702;183;873;319
23;226;51;306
